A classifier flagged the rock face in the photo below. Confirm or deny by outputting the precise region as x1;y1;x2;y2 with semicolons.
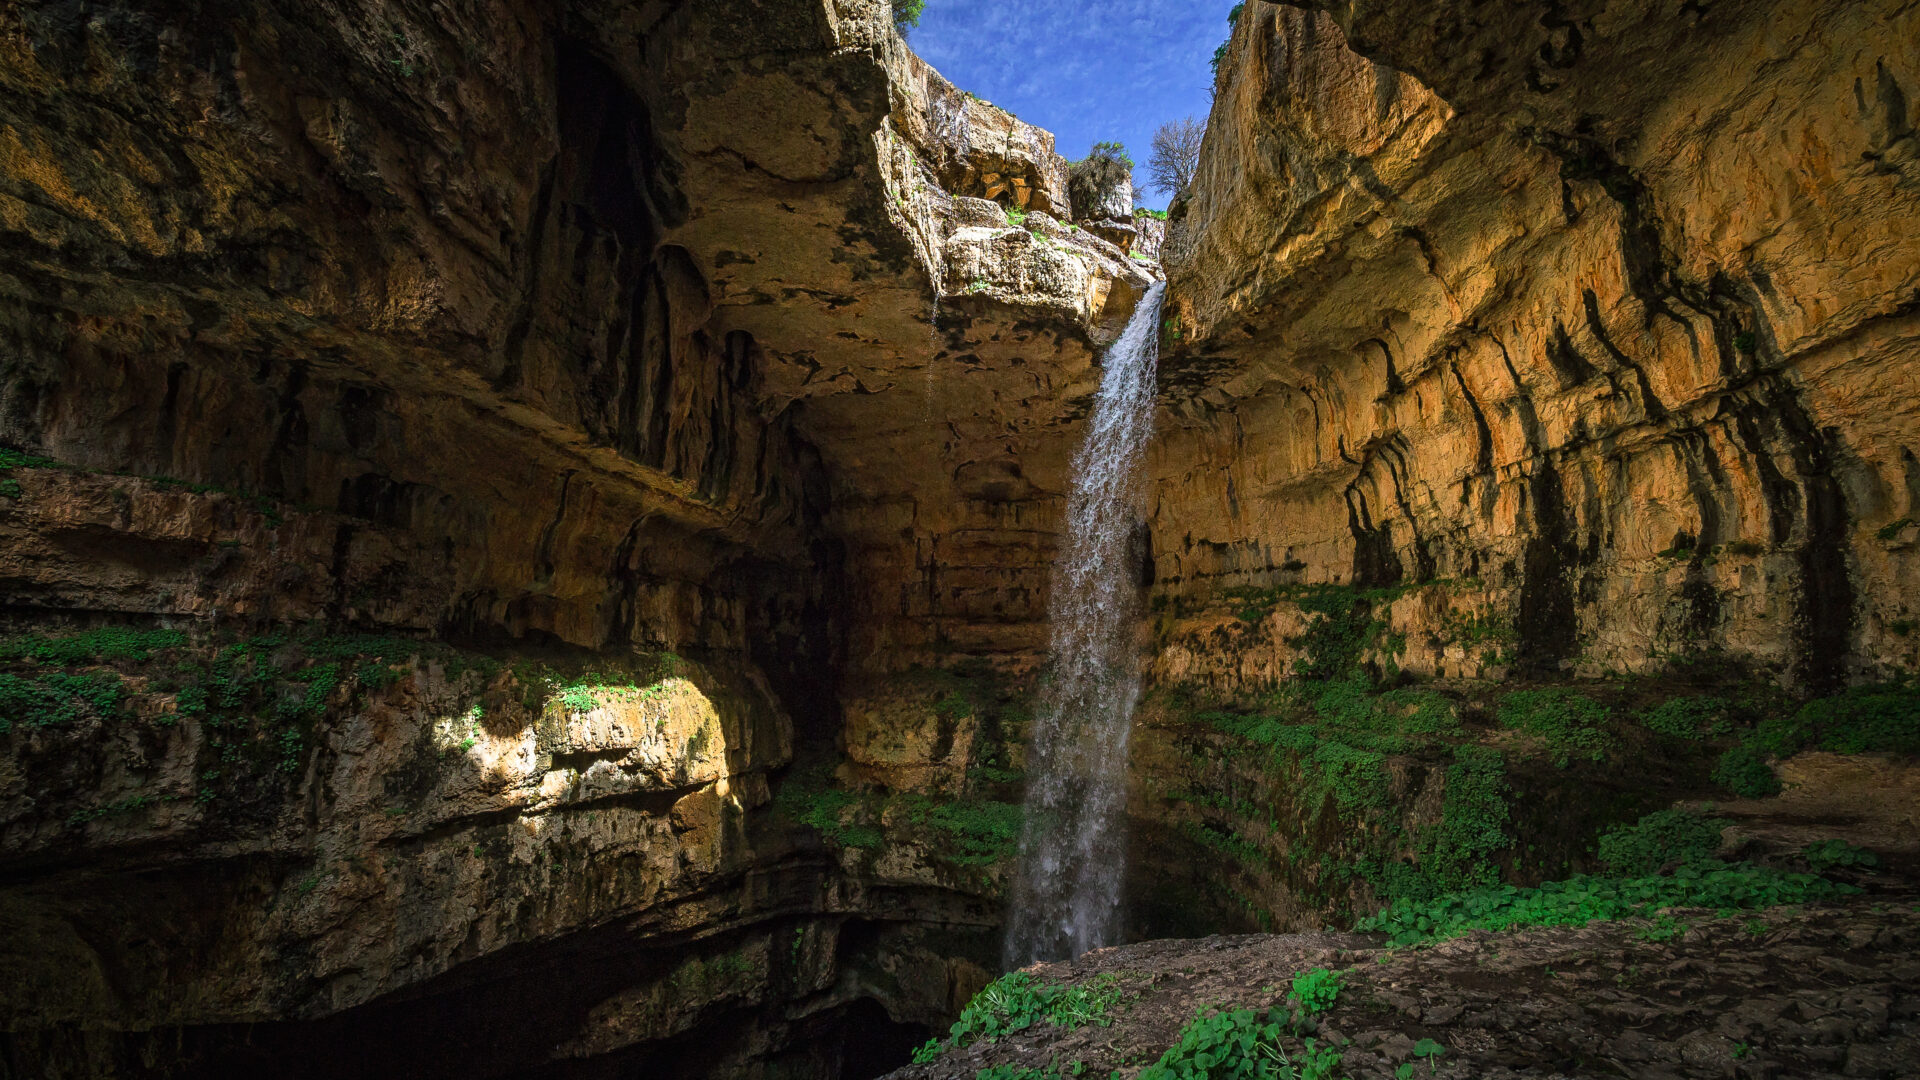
1157;0;1920;692
887;895;1920;1080
0;0;1154;1074
2;0;1917;1075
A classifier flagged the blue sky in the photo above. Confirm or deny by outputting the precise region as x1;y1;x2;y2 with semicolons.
907;0;1239;209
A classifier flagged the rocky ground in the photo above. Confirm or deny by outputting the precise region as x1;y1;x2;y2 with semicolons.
891;891;1920;1080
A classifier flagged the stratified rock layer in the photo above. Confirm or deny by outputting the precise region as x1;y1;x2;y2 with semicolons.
1156;0;1920;691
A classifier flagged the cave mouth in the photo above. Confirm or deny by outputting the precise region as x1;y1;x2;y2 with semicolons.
832;999;936;1080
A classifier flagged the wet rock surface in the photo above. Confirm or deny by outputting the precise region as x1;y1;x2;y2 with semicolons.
890;896;1920;1080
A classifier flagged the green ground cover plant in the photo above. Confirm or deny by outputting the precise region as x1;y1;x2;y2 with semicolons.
0;671;125;734
0;625;505;806
1288;968;1341;1015
1707;678;1920;797
1496;689;1613;767
1801;838;1879;873
914;972;1125;1063
1752;679;1920;756
772;766;1024;865
1356;863;1856;945
1711;745;1780;797
1595;809;1726;875
0;627;188;664
1137;1007;1341;1080
1639;695;1736;740
1186;582;1517;912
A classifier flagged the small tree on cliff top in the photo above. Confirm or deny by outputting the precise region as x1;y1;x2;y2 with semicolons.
893;0;925;35
1067;141;1135;219
1149;117;1204;197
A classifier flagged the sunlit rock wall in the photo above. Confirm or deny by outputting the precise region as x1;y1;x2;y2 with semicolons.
1154;0;1920;691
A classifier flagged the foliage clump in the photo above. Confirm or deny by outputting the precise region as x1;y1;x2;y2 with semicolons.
771;765;1023;865
1595;809;1725;876
1138;1007;1342;1080
891;0;924;36
1067;142;1134;220
913;972;1125;1063
1711;745;1780;798
1801;838;1879;873
0;671;124;734
1356;863;1856;946
1496;689;1613;767
1705;678;1920;797
1639;695;1736;740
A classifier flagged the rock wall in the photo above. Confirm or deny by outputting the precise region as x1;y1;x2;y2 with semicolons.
0;0;1163;1073
1155;0;1920;692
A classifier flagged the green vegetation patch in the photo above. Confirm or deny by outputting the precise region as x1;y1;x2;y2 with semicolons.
0;625;501;810
0;671;125;734
1496;688;1613;767
1356;863;1856;946
1639;695;1736;740
914;972;1125;1063
1801;838;1879;873
1288;968;1342;1015
772;765;1023;866
1595;809;1725;876
0;627;187;664
1711;745;1780;798
1138;1007;1343;1080
1705;678;1920;798
1752;679;1920;756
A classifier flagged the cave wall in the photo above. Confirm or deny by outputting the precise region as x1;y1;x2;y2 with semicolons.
0;0;1179;1072
1154;0;1920;691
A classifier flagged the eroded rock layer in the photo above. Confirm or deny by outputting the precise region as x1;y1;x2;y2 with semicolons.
0;0;1155;1074
1157;0;1920;690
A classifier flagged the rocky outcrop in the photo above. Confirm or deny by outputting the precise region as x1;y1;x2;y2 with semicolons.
889;895;1920;1079
1155;0;1920;691
0;0;1160;1074
3;0;1917;1074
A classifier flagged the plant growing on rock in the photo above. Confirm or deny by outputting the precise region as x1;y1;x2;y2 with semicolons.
1595;809;1726;875
913;972;1126;1062
891;0;924;36
1067;142;1134;220
1356;863;1856;946
1137;1006;1341;1080
1496;689;1613;767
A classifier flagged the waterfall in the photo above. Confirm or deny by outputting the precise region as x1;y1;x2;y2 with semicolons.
1004;281;1166;967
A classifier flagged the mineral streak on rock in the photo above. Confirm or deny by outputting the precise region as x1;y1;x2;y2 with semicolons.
1156;0;1920;691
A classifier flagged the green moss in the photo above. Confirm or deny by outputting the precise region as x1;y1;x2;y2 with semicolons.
771;765;1022;864
902;793;1023;865
1195;679;1509;909
1875;517;1913;541
934;691;974;720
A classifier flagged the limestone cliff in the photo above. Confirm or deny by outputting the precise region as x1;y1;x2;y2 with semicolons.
3;0;1918;1075
0;0;1152;1074
1156;0;1920;691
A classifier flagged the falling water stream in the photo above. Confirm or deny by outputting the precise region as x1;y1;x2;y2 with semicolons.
1004;282;1167;967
